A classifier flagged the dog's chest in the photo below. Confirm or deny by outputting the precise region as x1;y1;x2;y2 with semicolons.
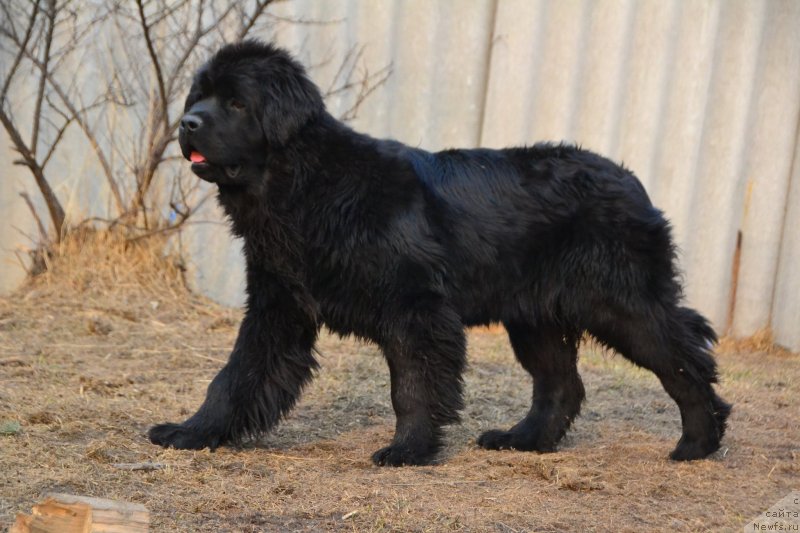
305;247;390;339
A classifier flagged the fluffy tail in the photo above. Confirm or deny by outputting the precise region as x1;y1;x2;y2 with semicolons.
670;306;731;440
671;306;719;382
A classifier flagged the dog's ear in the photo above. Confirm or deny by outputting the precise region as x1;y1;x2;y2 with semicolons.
260;58;324;147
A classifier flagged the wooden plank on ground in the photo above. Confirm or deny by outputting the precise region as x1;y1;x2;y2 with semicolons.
9;494;149;533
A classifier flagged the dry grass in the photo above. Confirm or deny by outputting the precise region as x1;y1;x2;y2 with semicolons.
1;234;798;532
717;327;794;357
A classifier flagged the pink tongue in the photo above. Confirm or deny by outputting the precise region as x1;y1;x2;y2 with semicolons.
190;151;206;163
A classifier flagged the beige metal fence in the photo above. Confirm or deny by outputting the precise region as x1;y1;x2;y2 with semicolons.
3;0;799;350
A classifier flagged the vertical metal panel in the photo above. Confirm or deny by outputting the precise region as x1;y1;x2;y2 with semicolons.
571;0;635;156
614;0;681;192
379;0;495;149
649;1;720;249
418;0;496;148
772;128;800;350
525;0;592;143
381;0;442;147
335;0;399;138
681;0;767;330
481;0;548;148
732;0;800;337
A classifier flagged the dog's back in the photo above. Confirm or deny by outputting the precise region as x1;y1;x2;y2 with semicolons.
394;143;673;328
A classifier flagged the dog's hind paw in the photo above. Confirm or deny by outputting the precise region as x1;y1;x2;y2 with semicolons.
476;428;558;453
669;435;721;461
371;444;435;467
476;429;515;450
148;422;223;451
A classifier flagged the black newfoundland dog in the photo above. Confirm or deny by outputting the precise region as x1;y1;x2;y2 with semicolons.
149;40;731;466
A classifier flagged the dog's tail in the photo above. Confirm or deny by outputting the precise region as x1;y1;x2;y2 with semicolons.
667;306;731;437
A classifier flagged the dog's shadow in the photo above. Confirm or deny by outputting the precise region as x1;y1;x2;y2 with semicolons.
248;337;682;461
250;338;394;451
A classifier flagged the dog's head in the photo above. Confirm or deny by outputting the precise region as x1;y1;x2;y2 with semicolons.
178;40;324;184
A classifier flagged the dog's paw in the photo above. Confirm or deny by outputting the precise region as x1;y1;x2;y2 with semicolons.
476;429;514;450
371;444;434;467
669;435;720;461
476;428;557;453
148;423;223;451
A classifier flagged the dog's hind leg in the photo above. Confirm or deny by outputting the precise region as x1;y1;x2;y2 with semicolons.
477;322;584;453
373;305;466;466
588;305;731;460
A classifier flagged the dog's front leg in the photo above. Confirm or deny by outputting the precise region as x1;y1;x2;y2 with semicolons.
373;306;466;466
149;269;318;450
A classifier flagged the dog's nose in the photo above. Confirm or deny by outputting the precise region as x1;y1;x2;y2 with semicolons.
180;114;203;132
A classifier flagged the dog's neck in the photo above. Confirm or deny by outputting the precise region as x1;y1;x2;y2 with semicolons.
215;111;384;274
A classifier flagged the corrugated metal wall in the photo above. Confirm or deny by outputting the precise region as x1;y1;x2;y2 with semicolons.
3;0;799;350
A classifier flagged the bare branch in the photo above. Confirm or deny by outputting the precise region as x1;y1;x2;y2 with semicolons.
144;0;190;27
322;46;393;123
0;0;40;103
0;105;65;238
40;116;72;169
13;249;32;275
165;1;238;95
1;0;392;249
324;45;361;96
0;3;18;39
2;29;126;214
19;191;50;243
135;0;169;134
40;94;109;169
30;0;55;155
265;11;344;26
126;189;214;243
51;80;126;213
236;0;273;40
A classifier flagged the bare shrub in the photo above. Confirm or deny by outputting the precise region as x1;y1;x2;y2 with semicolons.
0;0;390;267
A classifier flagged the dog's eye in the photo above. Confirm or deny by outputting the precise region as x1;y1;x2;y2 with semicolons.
229;99;245;111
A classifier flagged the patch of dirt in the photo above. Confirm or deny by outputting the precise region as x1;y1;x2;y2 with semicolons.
0;235;798;531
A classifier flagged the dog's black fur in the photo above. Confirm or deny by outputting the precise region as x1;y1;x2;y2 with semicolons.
149;40;731;466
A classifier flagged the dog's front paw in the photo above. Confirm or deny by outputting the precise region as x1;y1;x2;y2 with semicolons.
148;422;224;451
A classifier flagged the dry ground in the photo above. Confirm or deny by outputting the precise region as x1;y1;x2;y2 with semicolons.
0;235;798;532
